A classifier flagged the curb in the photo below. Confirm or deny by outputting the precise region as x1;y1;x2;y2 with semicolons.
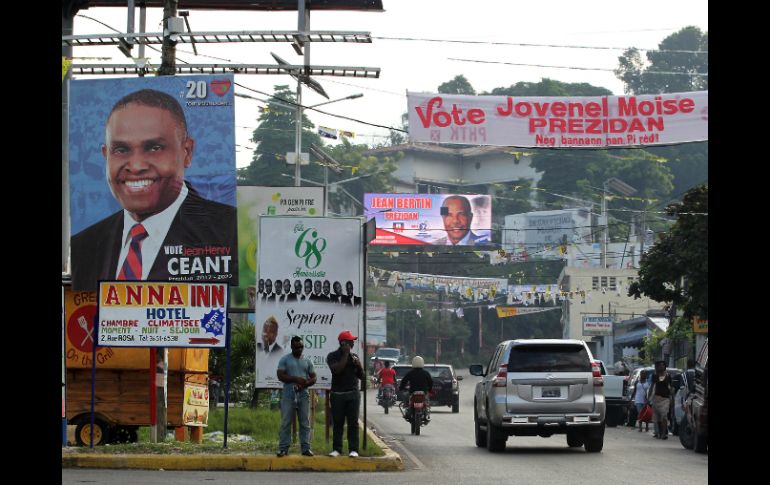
62;425;403;472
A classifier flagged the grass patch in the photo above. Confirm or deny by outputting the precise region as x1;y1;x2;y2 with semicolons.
67;402;384;457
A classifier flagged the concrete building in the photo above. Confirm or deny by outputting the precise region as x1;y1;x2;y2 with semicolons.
363;143;542;202
557;266;666;363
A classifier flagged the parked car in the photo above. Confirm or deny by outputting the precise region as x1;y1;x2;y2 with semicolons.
594;360;630;427
672;369;696;435
679;339;708;453
470;339;606;453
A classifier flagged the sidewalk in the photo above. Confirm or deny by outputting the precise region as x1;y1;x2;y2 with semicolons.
62;424;403;472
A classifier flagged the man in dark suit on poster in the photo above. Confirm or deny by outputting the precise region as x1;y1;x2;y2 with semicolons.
70;89;237;291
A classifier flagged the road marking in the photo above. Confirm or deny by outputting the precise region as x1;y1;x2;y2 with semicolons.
367;417;426;471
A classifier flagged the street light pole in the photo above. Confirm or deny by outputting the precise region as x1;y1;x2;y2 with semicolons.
294;81;302;187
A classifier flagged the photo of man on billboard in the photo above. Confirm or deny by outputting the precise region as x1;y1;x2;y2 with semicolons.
364;193;492;246
69;77;237;291
435;195;491;246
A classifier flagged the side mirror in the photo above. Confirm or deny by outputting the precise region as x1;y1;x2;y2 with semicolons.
469;364;484;376
456;376;464;381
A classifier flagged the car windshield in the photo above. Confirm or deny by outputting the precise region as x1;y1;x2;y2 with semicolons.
508;344;592;372
376;349;400;359
425;366;453;379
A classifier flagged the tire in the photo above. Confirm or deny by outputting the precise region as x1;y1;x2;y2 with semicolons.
474;403;487;448
566;431;584;448
384;404;389;414
693;420;707;453
410;411;417;435
75;418;111;447
452;397;459;414
605;407;619;427
486;419;507;452
678;416;694;450
584;424;605;453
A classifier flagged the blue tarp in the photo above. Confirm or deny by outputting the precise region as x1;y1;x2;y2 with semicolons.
614;328;650;345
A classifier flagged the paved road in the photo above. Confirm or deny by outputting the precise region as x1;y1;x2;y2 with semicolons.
63;371;707;485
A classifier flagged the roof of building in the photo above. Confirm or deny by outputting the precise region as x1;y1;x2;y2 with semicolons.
364;142;523;159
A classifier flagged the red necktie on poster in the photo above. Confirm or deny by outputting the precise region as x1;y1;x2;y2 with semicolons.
118;224;148;280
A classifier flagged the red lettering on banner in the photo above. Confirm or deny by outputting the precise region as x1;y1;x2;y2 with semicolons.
105;286;119;305
618;96;695;117
415;97;485;128
126;285;142;305
497;97;513;116
169;286;184;305
551;102;567;117
148;286;164;305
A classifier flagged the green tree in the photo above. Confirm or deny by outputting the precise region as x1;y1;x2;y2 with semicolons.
615;26;708;95
323;139;399;214
615;27;708;197
438;74;476;95
238;85;325;186
628;185;707;319
487;78;612;97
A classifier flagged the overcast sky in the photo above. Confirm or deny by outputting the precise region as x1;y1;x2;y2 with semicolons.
69;1;708;169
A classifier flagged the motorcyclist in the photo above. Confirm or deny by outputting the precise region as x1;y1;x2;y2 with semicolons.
399;356;433;419
377;360;396;400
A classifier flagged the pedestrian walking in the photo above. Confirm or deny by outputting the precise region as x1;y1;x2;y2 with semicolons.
649;360;673;439
634;369;650;432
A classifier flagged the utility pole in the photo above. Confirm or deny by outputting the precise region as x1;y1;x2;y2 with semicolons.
601;181;608;269
151;0;178;443
478;306;483;351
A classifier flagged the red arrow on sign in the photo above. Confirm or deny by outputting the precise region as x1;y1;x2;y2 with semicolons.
189;337;220;345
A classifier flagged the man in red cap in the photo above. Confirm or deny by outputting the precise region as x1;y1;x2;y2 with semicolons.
326;330;365;457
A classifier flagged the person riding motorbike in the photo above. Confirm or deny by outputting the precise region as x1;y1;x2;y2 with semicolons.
399;356;433;420
377;360;397;400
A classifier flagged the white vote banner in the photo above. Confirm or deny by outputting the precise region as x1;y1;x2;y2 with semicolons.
408;91;708;148
255;217;363;389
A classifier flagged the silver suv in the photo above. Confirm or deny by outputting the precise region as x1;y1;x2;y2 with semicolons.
470;339;606;453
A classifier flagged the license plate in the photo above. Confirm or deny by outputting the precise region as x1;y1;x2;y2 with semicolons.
541;387;561;398
414;402;423;409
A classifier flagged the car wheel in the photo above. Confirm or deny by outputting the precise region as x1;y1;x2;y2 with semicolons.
566;431;584;448
693;420;707;453
75;417;111;447
678;416;694;450
452;397;459;414
605;407;619;427
474;401;486;448
486;416;506;453
584;424;604;453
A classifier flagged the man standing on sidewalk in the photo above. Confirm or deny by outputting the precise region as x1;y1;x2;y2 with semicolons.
326;330;365;457
276;336;317;457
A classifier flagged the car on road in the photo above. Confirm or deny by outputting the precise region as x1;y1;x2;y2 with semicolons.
470;339;606;453
594;360;630;427
392;363;462;412
672;369;695;435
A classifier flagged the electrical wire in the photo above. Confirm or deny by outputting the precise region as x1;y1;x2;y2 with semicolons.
448;57;708;77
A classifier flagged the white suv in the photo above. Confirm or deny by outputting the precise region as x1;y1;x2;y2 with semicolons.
470;339;606;453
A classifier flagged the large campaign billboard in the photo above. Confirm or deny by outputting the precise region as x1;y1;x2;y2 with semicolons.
366;302;387;346
503;208;593;259
68;75;237;292
364;193;492;246
233;187;325;309
408;91;708;147
255;217;363;389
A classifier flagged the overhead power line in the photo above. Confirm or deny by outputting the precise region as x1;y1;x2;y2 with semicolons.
448;58;708;76
374;36;708;54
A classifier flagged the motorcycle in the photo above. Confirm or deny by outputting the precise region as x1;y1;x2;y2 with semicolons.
399;390;430;435
378;383;397;414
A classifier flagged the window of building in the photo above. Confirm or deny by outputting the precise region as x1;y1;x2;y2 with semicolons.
600;276;608;289
592;277;599;290
609;277;617;291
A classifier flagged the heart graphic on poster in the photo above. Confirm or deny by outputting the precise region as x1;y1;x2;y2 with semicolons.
211;79;231;97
